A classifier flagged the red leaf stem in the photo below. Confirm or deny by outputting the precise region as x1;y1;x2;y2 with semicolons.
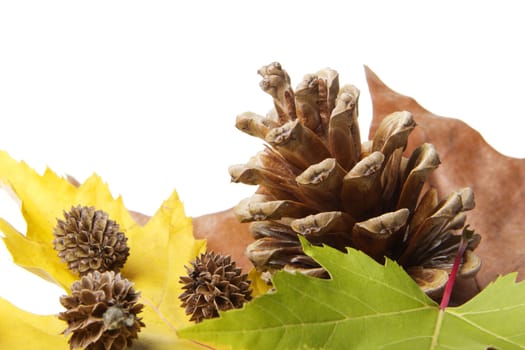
440;228;472;309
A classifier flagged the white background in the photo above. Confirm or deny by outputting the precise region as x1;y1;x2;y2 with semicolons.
1;1;524;315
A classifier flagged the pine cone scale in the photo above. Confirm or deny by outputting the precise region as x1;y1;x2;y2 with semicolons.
266;120;331;170
328;85;361;170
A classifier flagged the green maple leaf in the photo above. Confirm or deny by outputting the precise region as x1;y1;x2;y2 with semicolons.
179;237;525;349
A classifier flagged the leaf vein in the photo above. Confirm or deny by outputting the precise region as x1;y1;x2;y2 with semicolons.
334;261;429;306
284;280;348;319
447;311;525;348
453;303;525;316
320;282;379;314
378;335;432;349
197;306;431;335
264;289;305;323
251;300;286;326
140;295;177;333
323;322;338;348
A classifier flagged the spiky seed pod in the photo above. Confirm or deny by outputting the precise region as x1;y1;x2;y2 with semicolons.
58;271;144;350
179;251;253;323
53;206;130;276
230;62;482;297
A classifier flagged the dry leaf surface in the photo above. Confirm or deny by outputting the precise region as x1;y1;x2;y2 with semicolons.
192;209;253;271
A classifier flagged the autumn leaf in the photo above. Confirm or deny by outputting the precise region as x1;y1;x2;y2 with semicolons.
193;209;253;272
0;297;65;348
365;67;525;292
179;237;525;350
0;150;208;349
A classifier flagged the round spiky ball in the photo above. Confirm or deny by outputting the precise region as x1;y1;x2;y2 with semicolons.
53;206;130;276
179;252;252;323
58;271;144;350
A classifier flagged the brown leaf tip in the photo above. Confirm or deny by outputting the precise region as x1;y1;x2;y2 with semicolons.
58;271;145;350
53;205;130;276
179;251;253;323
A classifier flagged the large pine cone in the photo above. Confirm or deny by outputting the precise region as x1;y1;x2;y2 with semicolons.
229;62;481;297
58;271;144;350
53;206;130;276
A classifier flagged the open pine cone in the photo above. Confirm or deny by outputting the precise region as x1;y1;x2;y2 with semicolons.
229;62;481;297
58;271;144;350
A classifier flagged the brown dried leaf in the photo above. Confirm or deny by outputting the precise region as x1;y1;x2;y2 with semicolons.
365;66;525;294
192;209;254;272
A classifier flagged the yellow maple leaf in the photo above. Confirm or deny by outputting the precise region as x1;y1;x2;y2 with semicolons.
0;296;66;348
0;150;210;349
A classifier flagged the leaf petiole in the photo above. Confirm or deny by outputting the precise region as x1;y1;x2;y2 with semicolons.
439;226;473;310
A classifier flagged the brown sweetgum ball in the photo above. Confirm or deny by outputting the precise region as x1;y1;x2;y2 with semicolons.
179;251;253;323
59;271;144;350
53;206;129;276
